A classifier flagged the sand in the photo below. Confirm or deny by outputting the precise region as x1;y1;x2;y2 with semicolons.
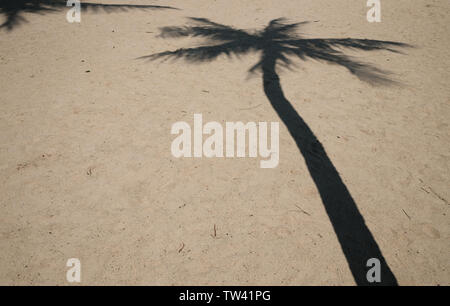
0;0;449;285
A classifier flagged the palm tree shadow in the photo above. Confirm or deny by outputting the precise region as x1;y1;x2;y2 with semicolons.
142;18;412;285
0;0;179;31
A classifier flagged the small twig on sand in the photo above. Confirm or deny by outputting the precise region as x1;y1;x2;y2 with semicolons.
420;185;449;205
428;187;449;205
295;205;311;216
420;187;430;194
178;242;185;253
211;224;217;238
402;209;411;220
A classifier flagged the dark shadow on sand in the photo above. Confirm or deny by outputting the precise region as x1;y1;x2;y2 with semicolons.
0;0;178;31
141;18;411;285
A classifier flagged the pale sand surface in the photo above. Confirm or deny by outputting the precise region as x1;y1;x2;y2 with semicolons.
0;0;449;285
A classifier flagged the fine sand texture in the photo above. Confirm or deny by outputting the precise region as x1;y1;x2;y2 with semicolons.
0;0;449;285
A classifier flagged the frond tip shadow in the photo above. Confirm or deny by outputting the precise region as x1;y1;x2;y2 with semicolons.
142;17;411;286
0;0;179;31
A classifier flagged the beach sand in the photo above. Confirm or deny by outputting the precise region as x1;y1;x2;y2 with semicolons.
0;0;449;285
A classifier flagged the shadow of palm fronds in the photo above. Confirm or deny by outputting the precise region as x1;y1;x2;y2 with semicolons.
144;17;409;85
142;17;411;286
0;0;178;31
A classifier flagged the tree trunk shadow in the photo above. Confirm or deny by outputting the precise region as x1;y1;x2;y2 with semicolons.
262;55;398;286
